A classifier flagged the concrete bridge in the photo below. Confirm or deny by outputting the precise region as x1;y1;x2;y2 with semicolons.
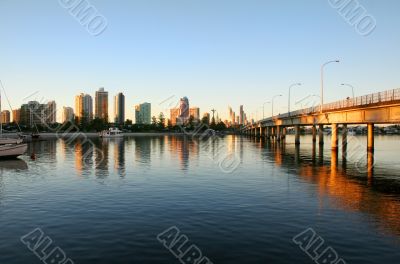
242;88;400;152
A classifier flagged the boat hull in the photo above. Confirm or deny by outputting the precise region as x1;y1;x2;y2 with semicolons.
99;135;124;138
0;144;28;158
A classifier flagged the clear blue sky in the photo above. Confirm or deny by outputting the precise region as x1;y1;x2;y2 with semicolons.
0;0;399;121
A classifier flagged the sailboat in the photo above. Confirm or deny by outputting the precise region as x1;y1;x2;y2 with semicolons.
0;82;27;158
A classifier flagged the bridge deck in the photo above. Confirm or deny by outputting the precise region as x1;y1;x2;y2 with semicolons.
251;88;400;127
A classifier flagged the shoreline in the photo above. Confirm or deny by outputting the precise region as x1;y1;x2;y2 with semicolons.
1;132;228;139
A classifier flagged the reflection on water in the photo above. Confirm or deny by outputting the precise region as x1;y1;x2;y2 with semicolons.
0;159;28;171
0;135;399;264
251;135;400;238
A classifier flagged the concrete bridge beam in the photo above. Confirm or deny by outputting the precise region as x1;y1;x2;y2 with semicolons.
342;124;348;149
319;125;324;145
282;127;287;141
271;127;275;141
331;123;338;150
368;123;375;151
312;125;317;143
295;125;301;145
261;127;265;138
276;126;281;142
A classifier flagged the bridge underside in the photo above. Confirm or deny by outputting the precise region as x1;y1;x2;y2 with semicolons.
243;103;400;155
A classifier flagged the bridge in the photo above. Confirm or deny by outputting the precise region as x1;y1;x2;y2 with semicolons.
242;88;400;152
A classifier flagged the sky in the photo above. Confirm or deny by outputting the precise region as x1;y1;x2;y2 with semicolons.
0;0;400;122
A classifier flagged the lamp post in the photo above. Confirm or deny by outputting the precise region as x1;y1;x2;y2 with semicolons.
288;83;302;116
272;94;282;118
263;101;271;119
341;83;355;99
321;60;340;113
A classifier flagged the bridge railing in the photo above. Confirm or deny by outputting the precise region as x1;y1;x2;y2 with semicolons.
322;88;400;112
256;88;400;126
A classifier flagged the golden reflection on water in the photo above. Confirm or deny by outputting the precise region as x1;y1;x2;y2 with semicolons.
252;136;400;238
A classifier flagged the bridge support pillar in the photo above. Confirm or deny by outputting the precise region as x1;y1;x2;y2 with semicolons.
282;127;287;141
367;123;375;151
261;127;265;138
276;126;281;142
312;125;317;143
256;127;260;137
318;125;324;145
271;127;275;141
266;127;270;139
342;124;348;149
295;125;301;145
331;123;338;150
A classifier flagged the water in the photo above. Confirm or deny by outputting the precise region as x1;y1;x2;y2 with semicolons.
0;135;399;264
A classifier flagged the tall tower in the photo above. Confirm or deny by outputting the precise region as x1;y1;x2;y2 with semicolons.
75;93;93;122
135;102;151;124
95;88;108;121
179;97;189;123
114;92;125;124
239;105;244;125
46;101;57;123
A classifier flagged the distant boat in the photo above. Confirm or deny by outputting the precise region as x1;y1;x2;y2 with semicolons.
99;128;123;138
31;133;40;140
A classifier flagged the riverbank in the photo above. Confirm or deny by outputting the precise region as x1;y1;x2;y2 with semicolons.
2;132;226;140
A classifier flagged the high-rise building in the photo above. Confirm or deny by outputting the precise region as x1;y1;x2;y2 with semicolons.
62;107;74;123
20;101;54;126
179;97;189;124
46;101;57;124
114;92;125;124
12;109;21;123
1;110;10;124
239;105;244;125
135;102;151;124
170;108;180;126
75;93;93;122
95;88;108;121
189;107;200;121
202;112;210;125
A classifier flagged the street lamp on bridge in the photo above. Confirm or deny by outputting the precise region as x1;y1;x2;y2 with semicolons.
272;94;283;118
341;83;355;99
288;83;302;116
262;101;271;119
321;60;340;113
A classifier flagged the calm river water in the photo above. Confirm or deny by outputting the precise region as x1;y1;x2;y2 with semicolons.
0;135;399;264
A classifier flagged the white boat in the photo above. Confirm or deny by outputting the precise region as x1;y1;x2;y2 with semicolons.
0;82;28;158
0;143;28;158
99;128;124;138
0;138;24;145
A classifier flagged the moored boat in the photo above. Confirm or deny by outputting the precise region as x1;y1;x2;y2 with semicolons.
0;143;28;159
0;81;28;158
99;127;123;138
